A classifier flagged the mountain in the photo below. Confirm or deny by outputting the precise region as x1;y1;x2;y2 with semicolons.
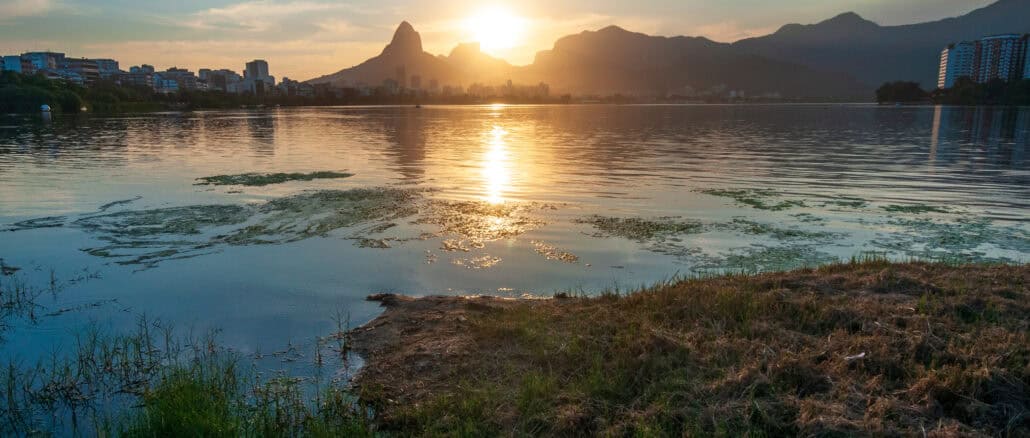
734;0;1030;87
309;22;866;98
517;25;867;97
307;22;514;88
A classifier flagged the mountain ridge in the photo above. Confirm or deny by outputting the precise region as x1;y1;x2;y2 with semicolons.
307;0;1028;96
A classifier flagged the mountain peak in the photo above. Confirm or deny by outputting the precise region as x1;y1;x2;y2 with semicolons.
820;12;878;27
384;21;423;56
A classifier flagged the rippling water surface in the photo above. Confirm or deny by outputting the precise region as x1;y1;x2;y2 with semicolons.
0;104;1027;367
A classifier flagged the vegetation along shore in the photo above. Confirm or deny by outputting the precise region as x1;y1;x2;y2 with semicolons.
4;260;1026;436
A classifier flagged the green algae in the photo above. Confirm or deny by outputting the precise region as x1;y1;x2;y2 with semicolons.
871;216;1030;263
76;205;253;237
97;196;142;212
698;188;807;211
575;216;704;241
194;171;354;187
880;204;952;214
720;218;840;242
695;244;839;273
4;216;67;232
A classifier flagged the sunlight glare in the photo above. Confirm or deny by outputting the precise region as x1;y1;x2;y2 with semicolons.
482;125;511;205
463;6;528;54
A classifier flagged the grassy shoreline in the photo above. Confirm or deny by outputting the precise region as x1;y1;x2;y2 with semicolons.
350;260;1028;436
3;261;1027;436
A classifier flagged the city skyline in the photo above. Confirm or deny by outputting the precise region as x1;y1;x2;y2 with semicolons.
0;0;995;81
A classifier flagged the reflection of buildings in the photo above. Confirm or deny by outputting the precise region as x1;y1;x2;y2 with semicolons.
930;106;1028;166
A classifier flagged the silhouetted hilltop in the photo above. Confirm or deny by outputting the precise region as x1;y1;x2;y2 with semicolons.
307;23;514;88
518;25;866;97
735;0;1030;87
308;1;1026;97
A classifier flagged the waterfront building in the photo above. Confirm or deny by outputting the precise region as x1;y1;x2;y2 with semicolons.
938;34;1029;88
2;55;24;73
241;60;275;95
938;42;975;89
22;52;65;72
59;58;100;84
93;59;119;79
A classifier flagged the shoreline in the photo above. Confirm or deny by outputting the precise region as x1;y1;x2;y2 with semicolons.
348;260;1029;435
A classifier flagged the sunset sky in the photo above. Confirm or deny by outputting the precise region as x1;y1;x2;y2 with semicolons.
0;0;994;81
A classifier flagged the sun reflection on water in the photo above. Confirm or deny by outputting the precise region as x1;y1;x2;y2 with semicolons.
482;125;511;204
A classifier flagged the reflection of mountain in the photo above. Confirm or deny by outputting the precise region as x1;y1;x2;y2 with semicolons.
734;0;1030;87
380;109;429;180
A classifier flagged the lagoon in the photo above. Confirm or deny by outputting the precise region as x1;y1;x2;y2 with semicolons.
1;104;1027;376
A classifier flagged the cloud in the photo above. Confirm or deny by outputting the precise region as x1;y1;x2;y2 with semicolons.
0;0;58;20
180;0;361;32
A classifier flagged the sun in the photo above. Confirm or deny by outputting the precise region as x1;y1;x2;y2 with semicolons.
463;6;528;54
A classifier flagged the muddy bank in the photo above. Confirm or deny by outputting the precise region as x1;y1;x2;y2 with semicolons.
348;261;1029;436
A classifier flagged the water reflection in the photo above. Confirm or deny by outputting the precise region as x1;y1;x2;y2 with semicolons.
481;125;511;204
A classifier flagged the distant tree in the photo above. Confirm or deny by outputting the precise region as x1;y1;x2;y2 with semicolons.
875;81;928;104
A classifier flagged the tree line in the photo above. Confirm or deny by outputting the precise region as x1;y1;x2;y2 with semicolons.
876;77;1030;105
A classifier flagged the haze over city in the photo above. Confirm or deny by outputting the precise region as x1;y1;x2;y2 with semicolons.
0;0;995;80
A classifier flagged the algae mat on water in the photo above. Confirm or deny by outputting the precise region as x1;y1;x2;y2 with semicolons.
4;188;560;269
194;171;354;187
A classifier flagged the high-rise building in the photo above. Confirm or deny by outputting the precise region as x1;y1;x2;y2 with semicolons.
410;75;422;90
976;34;1028;83
938;42;975;89
938;34;1029;88
240;60;274;95
245;60;269;80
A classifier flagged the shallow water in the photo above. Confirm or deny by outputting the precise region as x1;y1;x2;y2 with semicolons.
0;104;1027;373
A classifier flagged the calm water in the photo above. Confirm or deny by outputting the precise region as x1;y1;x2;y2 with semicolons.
0;104;1027;371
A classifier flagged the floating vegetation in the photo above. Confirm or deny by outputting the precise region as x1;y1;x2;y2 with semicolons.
415;201;549;248
220;188;423;246
720;218;841;242
880;204;952;214
451;255;502;269
530;241;579;263
575;216;704;241
97;195;142;212
697;188;806;211
3;215;67;232
871;216;1030;263
194;171;354;187
695;244;839;273
6;188;560;269
791;213;827;224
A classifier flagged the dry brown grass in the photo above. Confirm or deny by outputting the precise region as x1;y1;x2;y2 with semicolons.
350;261;1029;437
